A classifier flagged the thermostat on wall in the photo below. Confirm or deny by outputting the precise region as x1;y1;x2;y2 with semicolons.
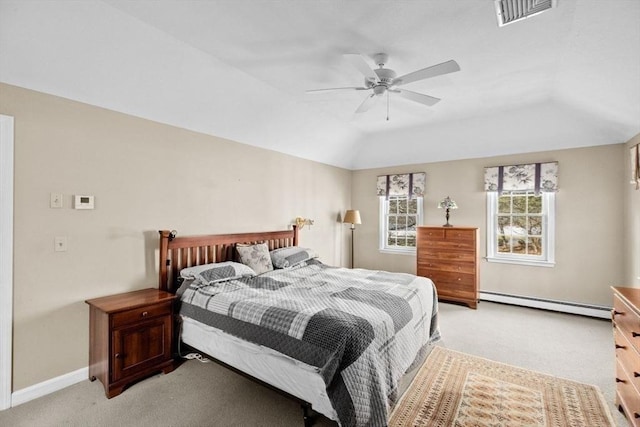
74;195;95;210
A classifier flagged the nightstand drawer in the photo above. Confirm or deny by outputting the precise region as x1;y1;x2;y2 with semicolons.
112;302;172;328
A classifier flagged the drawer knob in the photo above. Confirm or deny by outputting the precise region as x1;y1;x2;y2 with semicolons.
616;378;626;383
115;353;122;359
613;310;623;316
457;278;462;281
635;413;640;419
633;332;640;338
634;372;640;378
615;344;627;349
141;311;148;317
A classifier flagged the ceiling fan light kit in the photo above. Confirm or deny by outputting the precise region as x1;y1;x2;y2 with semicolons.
307;52;460;120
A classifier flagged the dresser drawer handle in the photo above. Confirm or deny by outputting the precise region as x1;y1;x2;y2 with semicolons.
457;278;462;281
616;378;626;383
141;311;148;317
615;344;626;349
635;372;640;378
633;332;640;338
115;353;122;359
613;310;623;316
635;413;640;419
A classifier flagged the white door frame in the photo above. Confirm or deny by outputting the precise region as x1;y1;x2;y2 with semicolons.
0;114;14;410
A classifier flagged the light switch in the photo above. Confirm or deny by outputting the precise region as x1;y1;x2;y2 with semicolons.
54;236;68;252
50;193;63;208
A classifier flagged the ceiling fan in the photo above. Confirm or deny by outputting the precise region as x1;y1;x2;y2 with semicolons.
307;53;460;119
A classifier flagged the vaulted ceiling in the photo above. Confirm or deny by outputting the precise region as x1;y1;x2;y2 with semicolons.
1;0;639;169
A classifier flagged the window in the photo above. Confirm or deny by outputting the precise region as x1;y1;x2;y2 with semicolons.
379;196;423;254
486;191;555;266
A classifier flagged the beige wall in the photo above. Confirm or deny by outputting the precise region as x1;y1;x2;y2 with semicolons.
0;83;352;390
624;133;640;287
352;144;626;307
1;81;634;392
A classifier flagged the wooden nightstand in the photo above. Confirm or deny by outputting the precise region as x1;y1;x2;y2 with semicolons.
85;288;177;398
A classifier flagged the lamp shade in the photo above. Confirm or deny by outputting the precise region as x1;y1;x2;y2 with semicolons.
343;210;362;225
438;197;458;210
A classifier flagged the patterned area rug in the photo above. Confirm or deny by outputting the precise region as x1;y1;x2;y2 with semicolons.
389;346;615;426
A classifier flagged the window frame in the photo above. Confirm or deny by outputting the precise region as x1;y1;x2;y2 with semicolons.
378;195;423;255
486;191;555;267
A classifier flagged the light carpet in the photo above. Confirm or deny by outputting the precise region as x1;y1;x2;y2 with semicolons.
389;346;615;427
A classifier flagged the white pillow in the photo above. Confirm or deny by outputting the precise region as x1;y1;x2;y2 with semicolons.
270;247;318;268
179;261;256;283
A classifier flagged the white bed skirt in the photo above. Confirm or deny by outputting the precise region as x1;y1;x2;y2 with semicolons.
180;315;339;422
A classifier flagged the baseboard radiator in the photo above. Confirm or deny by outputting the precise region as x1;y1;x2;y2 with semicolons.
479;291;611;319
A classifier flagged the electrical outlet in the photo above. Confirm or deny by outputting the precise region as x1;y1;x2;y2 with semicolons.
50;193;63;208
54;236;68;252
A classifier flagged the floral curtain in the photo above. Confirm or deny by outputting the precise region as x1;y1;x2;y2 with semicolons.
631;144;639;190
376;172;426;198
484;162;558;194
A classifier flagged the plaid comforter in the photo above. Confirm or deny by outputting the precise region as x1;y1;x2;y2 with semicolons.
179;260;440;427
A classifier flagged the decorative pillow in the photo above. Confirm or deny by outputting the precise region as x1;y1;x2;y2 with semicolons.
236;243;274;274
270;246;318;269
179;261;256;283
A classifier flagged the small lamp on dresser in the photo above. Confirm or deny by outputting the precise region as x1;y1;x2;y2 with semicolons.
438;196;458;227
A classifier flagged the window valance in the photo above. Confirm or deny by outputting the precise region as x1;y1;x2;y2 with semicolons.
631;144;639;190
376;172;426;198
484;162;558;193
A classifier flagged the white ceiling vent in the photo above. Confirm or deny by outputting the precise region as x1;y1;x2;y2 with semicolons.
494;0;556;27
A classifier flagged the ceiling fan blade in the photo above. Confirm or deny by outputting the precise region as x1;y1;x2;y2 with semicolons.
355;94;378;114
394;60;460;86
306;87;369;93
344;54;379;82
395;89;441;106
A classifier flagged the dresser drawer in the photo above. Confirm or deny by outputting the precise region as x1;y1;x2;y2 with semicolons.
420;239;475;251
615;329;640;390
112;302;172;328
616;360;640;425
418;228;445;240
422;270;475;289
419;249;476;262
435;283;477;301
418;260;475;274
444;229;475;241
614;295;640;355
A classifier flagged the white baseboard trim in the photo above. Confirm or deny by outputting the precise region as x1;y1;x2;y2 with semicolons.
11;367;88;407
480;291;611;319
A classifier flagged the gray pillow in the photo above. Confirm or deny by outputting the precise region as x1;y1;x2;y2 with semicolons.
236;243;274;274
179;261;256;283
270;247;318;269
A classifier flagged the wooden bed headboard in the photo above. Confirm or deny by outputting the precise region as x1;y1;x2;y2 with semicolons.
158;226;299;293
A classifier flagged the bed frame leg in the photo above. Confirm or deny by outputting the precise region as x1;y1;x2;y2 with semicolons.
302;403;316;427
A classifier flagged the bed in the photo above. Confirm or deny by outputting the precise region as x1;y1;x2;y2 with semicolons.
158;227;440;427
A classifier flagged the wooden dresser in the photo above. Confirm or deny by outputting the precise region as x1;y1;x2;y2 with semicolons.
86;288;176;398
612;286;640;426
417;226;479;309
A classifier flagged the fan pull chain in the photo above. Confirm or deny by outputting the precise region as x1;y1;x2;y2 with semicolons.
386;90;390;121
